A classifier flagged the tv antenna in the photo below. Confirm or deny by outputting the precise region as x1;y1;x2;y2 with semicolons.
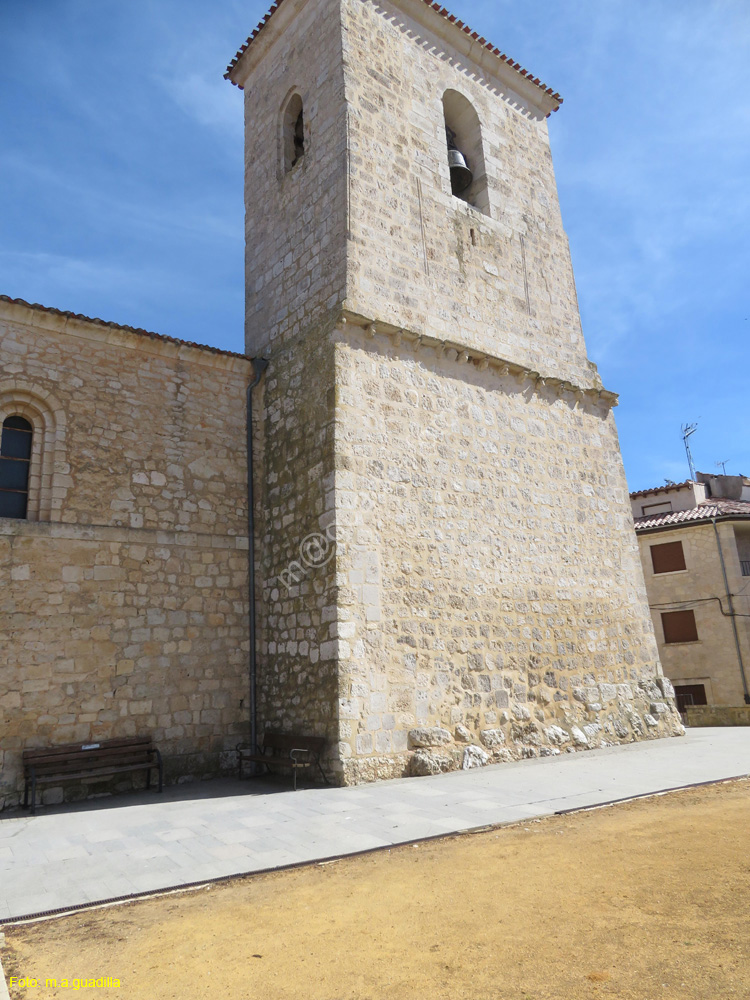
682;422;698;481
715;460;730;475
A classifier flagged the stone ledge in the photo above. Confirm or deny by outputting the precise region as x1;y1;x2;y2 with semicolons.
337;309;619;410
686;706;750;727
0;518;249;550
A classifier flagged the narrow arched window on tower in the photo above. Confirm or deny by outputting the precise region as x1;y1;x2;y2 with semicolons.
0;415;33;519
282;93;305;173
442;90;490;217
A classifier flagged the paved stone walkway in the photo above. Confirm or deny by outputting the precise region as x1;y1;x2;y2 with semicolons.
1;728;749;922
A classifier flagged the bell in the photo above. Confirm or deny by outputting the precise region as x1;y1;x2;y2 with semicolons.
448;147;473;195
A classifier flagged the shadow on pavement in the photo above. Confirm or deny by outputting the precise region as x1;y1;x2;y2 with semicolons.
0;772;333;822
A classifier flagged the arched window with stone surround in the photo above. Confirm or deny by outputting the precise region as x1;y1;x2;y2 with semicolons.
0;382;68;522
281;91;305;173
0;415;33;519
442;90;490;217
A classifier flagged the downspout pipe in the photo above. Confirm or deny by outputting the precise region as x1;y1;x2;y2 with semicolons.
247;358;269;759
712;518;750;705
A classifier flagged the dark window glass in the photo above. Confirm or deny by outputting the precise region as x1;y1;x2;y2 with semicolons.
661;610;699;644
4;415;33;431
0;458;30;491
651;541;687;574
0;415;32;520
0;491;28;519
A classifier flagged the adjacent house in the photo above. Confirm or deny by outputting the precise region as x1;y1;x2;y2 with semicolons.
631;475;750;717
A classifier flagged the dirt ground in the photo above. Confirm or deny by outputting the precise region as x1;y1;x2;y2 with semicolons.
4;779;750;1000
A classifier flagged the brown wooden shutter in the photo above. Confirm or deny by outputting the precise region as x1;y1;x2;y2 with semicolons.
650;540;687;574
661;610;698;644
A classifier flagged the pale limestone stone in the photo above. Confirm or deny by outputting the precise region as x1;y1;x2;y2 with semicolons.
408;727;452;749
409;749;459;777
462;745;490;770
599;684;617;703
480;729;506;749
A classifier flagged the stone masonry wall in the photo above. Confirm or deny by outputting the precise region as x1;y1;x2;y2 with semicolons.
341;0;596;389
331;326;683;783
254;320;341;763
0;301;253;808
241;0;349;357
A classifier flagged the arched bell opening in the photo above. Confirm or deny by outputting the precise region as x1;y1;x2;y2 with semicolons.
281;91;306;174
442;90;490;217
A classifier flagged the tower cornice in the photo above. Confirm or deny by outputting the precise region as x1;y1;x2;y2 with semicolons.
336;309;617;410
226;0;562;117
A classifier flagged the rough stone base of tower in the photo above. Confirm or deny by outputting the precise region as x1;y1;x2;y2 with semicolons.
323;323;683;785
340;674;683;785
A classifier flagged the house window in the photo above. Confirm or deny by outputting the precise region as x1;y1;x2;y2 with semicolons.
651;540;687;574
282;92;305;172
0;415;33;519
661;610;699;644
442;90;490;216
642;501;672;516
674;683;707;716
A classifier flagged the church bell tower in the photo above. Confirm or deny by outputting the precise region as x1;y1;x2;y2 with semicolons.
226;0;682;785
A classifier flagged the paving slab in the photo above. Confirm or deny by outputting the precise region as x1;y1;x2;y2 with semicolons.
1;728;749;922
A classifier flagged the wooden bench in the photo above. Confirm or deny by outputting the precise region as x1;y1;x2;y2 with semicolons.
23;737;163;814
237;733;329;790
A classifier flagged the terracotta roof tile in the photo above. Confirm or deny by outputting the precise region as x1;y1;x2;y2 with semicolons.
225;0;562;111
0;295;251;363
629;480;694;499
634;499;750;531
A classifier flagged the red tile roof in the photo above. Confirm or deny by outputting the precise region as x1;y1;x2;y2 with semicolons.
225;0;563;111
0;295;251;362
634;499;750;531
629;480;694;499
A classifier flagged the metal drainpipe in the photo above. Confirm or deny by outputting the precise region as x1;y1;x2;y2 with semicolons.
712;518;750;705
247;358;269;759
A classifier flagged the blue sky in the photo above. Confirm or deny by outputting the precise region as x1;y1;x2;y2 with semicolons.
1;0;748;492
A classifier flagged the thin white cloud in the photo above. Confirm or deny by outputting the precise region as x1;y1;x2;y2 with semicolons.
0;152;241;244
160;72;243;138
0;249;171;299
